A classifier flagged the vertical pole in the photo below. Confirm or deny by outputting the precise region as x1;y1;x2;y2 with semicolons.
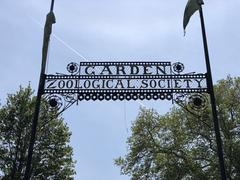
23;1;55;179
23;68;45;180
198;5;227;180
50;0;55;11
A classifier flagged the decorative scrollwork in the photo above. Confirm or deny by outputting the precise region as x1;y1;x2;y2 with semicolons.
174;93;208;116
44;61;208;113
46;94;63;111
77;92;173;101
172;62;184;74
67;62;79;75
45;93;79;114
188;93;208;111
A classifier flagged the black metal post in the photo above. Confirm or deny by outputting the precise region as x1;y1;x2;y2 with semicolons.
50;0;55;11
23;1;55;179
198;5;227;180
23;71;45;180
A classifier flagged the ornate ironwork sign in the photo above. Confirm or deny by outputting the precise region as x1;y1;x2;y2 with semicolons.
44;61;208;113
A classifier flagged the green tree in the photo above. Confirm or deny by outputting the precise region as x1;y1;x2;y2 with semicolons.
0;86;75;179
115;77;240;180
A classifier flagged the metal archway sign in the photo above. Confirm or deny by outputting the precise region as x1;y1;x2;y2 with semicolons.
24;1;227;179
44;61;208;114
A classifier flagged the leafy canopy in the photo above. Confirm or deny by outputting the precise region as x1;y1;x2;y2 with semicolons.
0;86;75;179
115;77;240;180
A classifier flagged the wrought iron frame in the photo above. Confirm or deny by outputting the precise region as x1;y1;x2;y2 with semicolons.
43;61;209;114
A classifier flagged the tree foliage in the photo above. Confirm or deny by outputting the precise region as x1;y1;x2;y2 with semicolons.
115;77;240;180
0;86;75;179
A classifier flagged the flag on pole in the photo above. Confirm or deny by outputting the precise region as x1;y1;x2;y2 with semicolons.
24;2;56;180
41;11;56;71
183;0;204;32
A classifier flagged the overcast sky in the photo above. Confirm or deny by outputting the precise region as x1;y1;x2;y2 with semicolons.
0;0;240;179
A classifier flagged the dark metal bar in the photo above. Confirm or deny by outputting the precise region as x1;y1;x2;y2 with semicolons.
198;5;227;180
50;0;55;12
23;0;55;179
23;75;45;180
